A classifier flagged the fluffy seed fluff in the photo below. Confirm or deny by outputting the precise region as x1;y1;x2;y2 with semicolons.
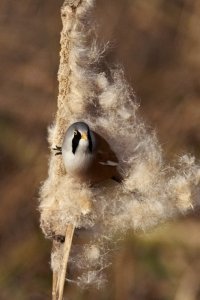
39;0;200;288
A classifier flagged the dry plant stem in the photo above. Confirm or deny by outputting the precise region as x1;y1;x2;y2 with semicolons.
54;224;75;300
52;267;59;300
51;1;83;298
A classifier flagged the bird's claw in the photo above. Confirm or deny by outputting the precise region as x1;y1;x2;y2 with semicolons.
52;145;62;156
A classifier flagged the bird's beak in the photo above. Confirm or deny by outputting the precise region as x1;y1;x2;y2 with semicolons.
81;132;88;140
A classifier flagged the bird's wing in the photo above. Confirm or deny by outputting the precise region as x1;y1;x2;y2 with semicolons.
94;132;119;166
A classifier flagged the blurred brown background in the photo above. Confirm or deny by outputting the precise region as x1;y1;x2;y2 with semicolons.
0;0;200;299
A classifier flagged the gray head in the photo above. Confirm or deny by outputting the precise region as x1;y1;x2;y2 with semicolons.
62;122;96;154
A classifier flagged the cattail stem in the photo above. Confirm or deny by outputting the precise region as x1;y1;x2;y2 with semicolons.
53;224;75;300
52;269;58;300
51;1;88;298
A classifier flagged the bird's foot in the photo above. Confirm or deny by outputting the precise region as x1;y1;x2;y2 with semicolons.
52;145;62;156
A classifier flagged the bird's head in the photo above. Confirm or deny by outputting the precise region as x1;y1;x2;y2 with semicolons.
62;122;95;155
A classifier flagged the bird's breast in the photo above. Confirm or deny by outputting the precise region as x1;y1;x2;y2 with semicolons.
62;150;94;177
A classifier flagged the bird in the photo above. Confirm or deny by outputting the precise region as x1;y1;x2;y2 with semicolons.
53;121;122;184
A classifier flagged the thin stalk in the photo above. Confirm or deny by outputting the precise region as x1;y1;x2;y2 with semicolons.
54;224;75;300
52;269;59;300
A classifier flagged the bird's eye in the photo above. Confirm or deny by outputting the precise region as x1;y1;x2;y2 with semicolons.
74;130;78;135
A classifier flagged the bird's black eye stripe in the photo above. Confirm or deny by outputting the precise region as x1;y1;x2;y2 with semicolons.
72;130;81;154
87;130;93;153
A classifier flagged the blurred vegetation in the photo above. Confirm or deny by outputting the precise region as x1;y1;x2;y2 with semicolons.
0;0;200;299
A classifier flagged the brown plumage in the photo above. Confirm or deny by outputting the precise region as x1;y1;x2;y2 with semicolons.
89;132;122;183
